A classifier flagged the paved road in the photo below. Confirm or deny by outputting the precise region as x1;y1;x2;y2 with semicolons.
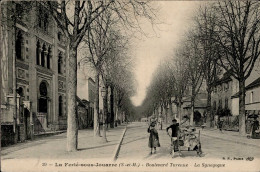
117;122;260;160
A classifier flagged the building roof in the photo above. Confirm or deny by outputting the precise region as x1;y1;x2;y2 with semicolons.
76;96;86;107
82;99;90;105
213;69;233;86
182;93;207;109
246;77;260;90
231;77;260;99
183;93;207;102
88;77;95;84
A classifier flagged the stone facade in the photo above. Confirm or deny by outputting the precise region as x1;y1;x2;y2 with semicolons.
231;77;260;115
77;64;96;128
77;96;89;129
1;2;68;145
211;70;234;116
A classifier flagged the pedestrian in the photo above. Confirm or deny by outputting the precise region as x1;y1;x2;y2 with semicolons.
218;118;224;133
147;121;160;154
166;119;179;157
158;117;162;130
251;116;259;139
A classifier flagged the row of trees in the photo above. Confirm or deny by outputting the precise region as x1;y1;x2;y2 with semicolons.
40;0;158;151
5;0;158;151
141;0;260;136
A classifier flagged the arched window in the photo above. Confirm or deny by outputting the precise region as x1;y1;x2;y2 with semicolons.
36;41;40;65
43;13;48;31
39;82;47;97
17;87;24;97
58;32;62;41
38;82;48;113
38;7;42;28
47;47;51;69
225;98;228;109
16;30;23;60
219;99;222;109
58;53;62;74
41;44;46;67
16;4;23;20
213;101;216;111
59;96;63;116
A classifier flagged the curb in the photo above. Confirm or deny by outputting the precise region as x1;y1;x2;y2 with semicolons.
201;133;260;148
113;125;127;161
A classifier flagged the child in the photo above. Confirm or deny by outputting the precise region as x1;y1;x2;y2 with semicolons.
148;121;160;154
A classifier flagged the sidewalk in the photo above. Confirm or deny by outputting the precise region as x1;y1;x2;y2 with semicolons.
199;128;260;148
1;124;126;160
160;122;260;148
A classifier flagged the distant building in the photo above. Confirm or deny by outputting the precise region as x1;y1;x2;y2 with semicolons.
211;61;260;129
182;93;207;125
179;80;207;125
77;96;89;129
211;69;234;116
1;2;68;145
77;63;96;128
231;77;260;117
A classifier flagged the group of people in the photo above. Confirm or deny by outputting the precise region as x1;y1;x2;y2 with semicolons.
147;119;181;155
147;115;260;156
218;116;259;138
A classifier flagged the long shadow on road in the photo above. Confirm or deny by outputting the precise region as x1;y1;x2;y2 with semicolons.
78;142;118;151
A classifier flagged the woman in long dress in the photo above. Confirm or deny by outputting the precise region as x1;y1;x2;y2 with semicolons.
251;116;259;139
148;122;160;154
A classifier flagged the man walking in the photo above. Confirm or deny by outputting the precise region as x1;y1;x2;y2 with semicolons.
166;119;179;157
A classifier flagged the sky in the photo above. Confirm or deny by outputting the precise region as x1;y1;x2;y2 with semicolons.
130;1;202;107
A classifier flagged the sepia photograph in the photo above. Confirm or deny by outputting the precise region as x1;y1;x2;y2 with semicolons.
0;0;260;171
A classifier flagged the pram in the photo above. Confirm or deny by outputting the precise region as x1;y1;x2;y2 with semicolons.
170;126;202;157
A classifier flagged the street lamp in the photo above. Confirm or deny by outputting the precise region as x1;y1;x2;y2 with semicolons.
101;87;107;142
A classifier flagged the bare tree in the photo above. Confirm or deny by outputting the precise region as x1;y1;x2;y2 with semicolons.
169;49;190;122
195;5;219;127
39;0;158;151
82;11;116;142
113;66;136;123
183;32;205;126
101;30;132;128
212;1;260;135
38;1;119;151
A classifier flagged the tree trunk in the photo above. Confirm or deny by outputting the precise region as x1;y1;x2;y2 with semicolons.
177;103;182;122
94;72;100;137
206;88;212;128
110;85;114;128
165;105;168;124
169;100;173;118
102;84;108;142
190;97;195;126
239;79;246;136
66;45;78;152
117;107;121;123
119;108;123;123
115;105;118;127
